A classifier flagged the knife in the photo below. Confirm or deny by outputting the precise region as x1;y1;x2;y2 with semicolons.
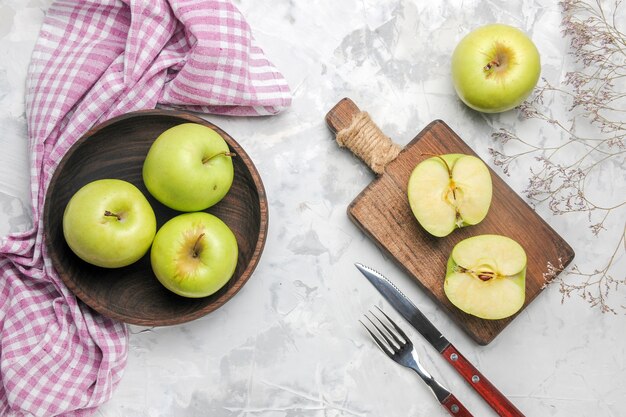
355;262;525;417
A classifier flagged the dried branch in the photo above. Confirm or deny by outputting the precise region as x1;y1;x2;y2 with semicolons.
490;0;626;313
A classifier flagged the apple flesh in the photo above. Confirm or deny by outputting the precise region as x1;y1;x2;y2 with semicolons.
150;212;238;298
407;154;492;237
143;123;234;212
62;179;157;268
451;24;541;113
444;234;527;320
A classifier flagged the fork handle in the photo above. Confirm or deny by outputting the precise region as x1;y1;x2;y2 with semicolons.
441;393;473;416
442;345;525;417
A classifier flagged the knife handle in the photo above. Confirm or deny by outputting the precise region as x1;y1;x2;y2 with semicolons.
442;345;525;417
441;393;473;417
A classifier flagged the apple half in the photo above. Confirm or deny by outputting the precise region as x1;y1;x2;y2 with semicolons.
444;234;527;320
407;154;492;237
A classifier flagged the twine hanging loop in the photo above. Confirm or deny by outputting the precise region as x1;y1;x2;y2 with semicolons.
335;111;401;174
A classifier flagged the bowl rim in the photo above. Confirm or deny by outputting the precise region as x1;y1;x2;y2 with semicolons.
43;108;269;326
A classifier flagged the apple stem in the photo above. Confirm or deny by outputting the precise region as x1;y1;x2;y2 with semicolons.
104;210;121;221
420;153;452;177
484;59;500;71
422;153;460;198
192;233;205;258
202;151;237;164
421;153;463;221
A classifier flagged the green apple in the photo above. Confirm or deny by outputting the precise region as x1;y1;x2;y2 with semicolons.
143;123;235;212
62;179;157;268
407;154;492;237
150;212;238;298
451;23;541;113
444;234;527;320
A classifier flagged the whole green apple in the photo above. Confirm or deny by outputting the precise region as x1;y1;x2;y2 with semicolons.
62;179;157;268
143;123;235;212
451;24;540;113
150;212;238;298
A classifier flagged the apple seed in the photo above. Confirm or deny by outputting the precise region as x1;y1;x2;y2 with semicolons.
455;265;499;281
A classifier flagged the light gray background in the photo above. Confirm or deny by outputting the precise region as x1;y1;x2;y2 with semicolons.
1;1;624;416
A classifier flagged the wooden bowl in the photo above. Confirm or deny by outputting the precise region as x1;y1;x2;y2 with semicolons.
43;110;268;326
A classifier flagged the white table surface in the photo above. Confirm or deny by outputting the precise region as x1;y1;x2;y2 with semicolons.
1;1;624;416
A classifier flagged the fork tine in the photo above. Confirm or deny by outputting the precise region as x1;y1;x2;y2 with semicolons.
362;308;467;415
365;315;398;351
359;319;393;357
375;305;410;342
370;310;404;347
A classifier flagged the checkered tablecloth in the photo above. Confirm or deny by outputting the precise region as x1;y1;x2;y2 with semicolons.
0;1;290;415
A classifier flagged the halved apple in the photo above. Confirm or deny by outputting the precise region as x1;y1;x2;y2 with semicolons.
444;234;527;320
407;154;492;237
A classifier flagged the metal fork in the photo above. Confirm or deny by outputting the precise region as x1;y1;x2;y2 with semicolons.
361;307;473;416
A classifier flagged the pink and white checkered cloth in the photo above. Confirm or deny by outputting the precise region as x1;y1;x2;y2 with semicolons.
0;1;290;415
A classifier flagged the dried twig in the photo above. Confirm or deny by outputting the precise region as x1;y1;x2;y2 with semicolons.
490;0;626;313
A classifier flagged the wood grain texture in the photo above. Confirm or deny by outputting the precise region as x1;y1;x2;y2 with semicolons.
327;98;575;345
326;97;360;133
43;109;268;326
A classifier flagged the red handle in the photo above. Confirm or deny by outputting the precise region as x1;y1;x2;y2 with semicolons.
441;393;473;417
442;345;525;417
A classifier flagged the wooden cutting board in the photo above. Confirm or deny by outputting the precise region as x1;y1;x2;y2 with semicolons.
327;98;575;345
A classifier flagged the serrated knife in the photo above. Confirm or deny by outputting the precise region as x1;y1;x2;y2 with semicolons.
355;262;525;417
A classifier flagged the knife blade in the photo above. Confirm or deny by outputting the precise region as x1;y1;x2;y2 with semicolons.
355;262;525;417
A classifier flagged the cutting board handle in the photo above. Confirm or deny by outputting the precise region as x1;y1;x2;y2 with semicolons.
326;98;402;174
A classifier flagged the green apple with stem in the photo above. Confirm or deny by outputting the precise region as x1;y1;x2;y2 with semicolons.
62;179;157;268
150;212;238;298
451;23;541;113
143;123;235;212
407;153;492;237
444;234;527;320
